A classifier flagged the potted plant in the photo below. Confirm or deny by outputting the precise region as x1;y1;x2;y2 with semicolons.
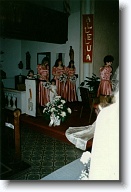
80;73;100;96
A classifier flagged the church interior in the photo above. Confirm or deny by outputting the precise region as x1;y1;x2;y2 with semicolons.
0;0;119;180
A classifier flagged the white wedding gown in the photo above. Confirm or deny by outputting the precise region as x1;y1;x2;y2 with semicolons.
89;90;119;180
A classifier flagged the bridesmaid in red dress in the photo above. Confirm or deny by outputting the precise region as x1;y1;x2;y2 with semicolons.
37;57;50;106
65;60;77;102
52;58;66;98
97;55;114;98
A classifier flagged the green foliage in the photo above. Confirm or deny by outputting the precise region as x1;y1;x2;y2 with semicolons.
80;73;100;93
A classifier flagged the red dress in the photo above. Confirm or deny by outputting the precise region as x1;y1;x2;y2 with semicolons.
37;64;49;106
97;65;112;97
65;67;77;102
52;66;66;98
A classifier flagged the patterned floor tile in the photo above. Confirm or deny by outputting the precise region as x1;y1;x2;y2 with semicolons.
27;173;41;180
8;125;83;180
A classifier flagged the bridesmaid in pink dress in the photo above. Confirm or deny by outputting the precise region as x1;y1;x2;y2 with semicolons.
37;57;50;106
52;58;66;98
97;55;114;97
65;60;77;102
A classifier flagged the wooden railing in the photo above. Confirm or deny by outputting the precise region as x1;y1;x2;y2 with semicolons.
4;88;26;114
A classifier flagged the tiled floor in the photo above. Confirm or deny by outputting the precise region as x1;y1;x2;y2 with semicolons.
9;125;83;180
4;101;96;180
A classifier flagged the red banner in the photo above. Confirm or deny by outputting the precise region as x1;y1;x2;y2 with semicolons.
83;14;93;63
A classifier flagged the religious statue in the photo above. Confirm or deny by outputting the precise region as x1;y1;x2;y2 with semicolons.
26;51;31;70
69;46;74;61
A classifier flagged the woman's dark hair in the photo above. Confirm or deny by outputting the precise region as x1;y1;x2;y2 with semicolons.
103;55;114;64
27;69;34;76
68;60;75;68
54;58;64;67
41;57;49;65
50;79;56;84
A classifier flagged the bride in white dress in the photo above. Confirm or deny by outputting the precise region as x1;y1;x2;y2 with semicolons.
78;67;119;180
89;90;119;180
89;67;119;180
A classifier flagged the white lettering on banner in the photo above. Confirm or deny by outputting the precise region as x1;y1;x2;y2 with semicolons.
83;14;93;63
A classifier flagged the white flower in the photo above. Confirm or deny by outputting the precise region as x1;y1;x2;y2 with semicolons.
80;151;91;165
59;74;67;83
43;81;51;88
67;107;72;114
43;95;71;125
51;108;55;112
58;104;63;108
43;108;46;113
55;96;61;100
61;99;66;104
46;102;50;107
69;75;77;83
61;111;66;117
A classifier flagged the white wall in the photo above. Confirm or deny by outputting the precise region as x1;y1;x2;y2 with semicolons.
65;11;81;94
21;41;66;77
1;38;22;88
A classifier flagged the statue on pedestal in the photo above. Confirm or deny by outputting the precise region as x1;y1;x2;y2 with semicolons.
69;46;74;61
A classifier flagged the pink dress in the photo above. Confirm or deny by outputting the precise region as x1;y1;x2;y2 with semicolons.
37;64;49;106
97;65;112;97
52;66;66;98
65;67;77;102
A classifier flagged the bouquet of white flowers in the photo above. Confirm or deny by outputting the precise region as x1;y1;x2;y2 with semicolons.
43;96;72;126
69;75;77;84
43;81;51;89
59;74;67;83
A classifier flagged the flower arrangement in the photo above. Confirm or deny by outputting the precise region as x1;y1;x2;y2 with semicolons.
43;96;72;126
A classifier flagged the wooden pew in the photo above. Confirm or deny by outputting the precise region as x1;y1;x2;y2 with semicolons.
1;108;30;179
1;108;21;163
